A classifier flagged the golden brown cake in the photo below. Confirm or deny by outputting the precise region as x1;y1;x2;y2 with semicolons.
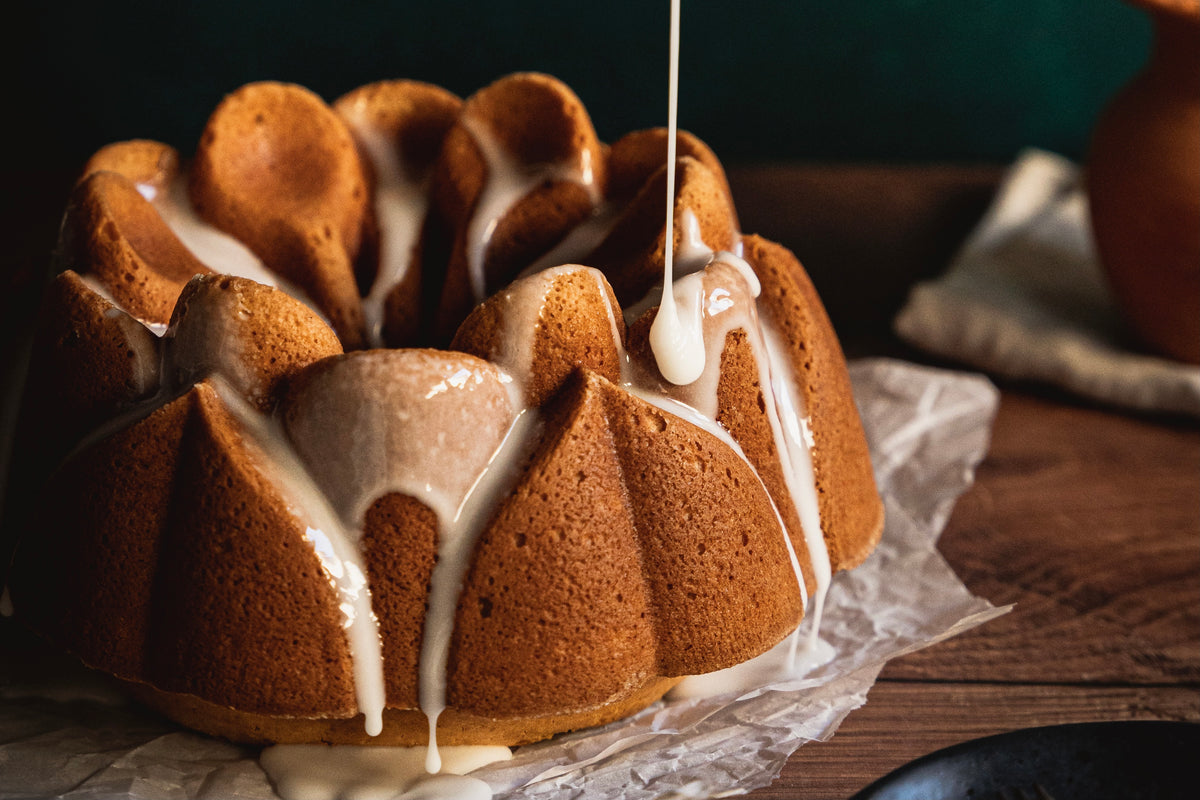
2;73;883;748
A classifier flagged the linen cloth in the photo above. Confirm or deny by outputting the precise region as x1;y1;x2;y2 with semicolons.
894;148;1200;419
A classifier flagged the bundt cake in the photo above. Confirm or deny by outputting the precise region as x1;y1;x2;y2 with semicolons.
1;73;883;753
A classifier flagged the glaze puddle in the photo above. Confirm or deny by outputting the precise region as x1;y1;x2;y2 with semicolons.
668;633;836;702
260;744;511;800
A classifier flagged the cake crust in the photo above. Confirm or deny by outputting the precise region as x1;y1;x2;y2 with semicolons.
6;72;883;749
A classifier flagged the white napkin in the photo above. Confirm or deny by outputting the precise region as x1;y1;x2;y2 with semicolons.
894;148;1200;419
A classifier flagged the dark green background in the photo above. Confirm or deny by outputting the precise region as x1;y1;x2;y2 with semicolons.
13;0;1150;169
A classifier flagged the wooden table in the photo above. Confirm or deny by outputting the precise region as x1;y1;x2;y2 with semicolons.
725;165;1200;798
2;165;1197;799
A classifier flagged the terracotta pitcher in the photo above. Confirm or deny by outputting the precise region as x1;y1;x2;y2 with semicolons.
1086;0;1200;364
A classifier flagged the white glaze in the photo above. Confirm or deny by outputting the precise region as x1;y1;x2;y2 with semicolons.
151;176;308;300
417;405;542;774
638;225;834;678
677;208;720;272
668;629;835;701
281;353;518;534
520;203;623;277
649;270;707;385
443;243;831;702
593;268;633;374
760;324;833;665
49;278;399;737
112;310;162;393
666;254;833;672
343;124;430;348
211;378;389;737
486;264;566;380
79;170;328;333
620;210;713;325
260;743;511;800
278;349;548;774
648;0;696;386
459;113;601;303
79;273;169;338
274;360;539;776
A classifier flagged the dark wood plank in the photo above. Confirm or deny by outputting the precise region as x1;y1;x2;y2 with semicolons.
888;391;1200;686
748;680;1200;799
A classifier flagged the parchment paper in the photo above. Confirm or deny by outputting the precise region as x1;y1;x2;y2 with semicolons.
0;357;1007;799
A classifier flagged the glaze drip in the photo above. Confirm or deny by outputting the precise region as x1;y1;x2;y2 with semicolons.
149;175;311;304
210;378;389;737
460;113;602;303
642;246;834;671
343;123;430;348
649;0;701;387
644;0;829;676
35;288;394;737
416;403;541;774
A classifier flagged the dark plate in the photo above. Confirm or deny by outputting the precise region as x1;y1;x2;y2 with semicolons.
849;720;1198;800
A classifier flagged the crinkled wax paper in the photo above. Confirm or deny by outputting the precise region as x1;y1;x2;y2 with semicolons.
0;358;1008;799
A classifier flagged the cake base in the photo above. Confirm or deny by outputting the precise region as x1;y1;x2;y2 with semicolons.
121;675;681;747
